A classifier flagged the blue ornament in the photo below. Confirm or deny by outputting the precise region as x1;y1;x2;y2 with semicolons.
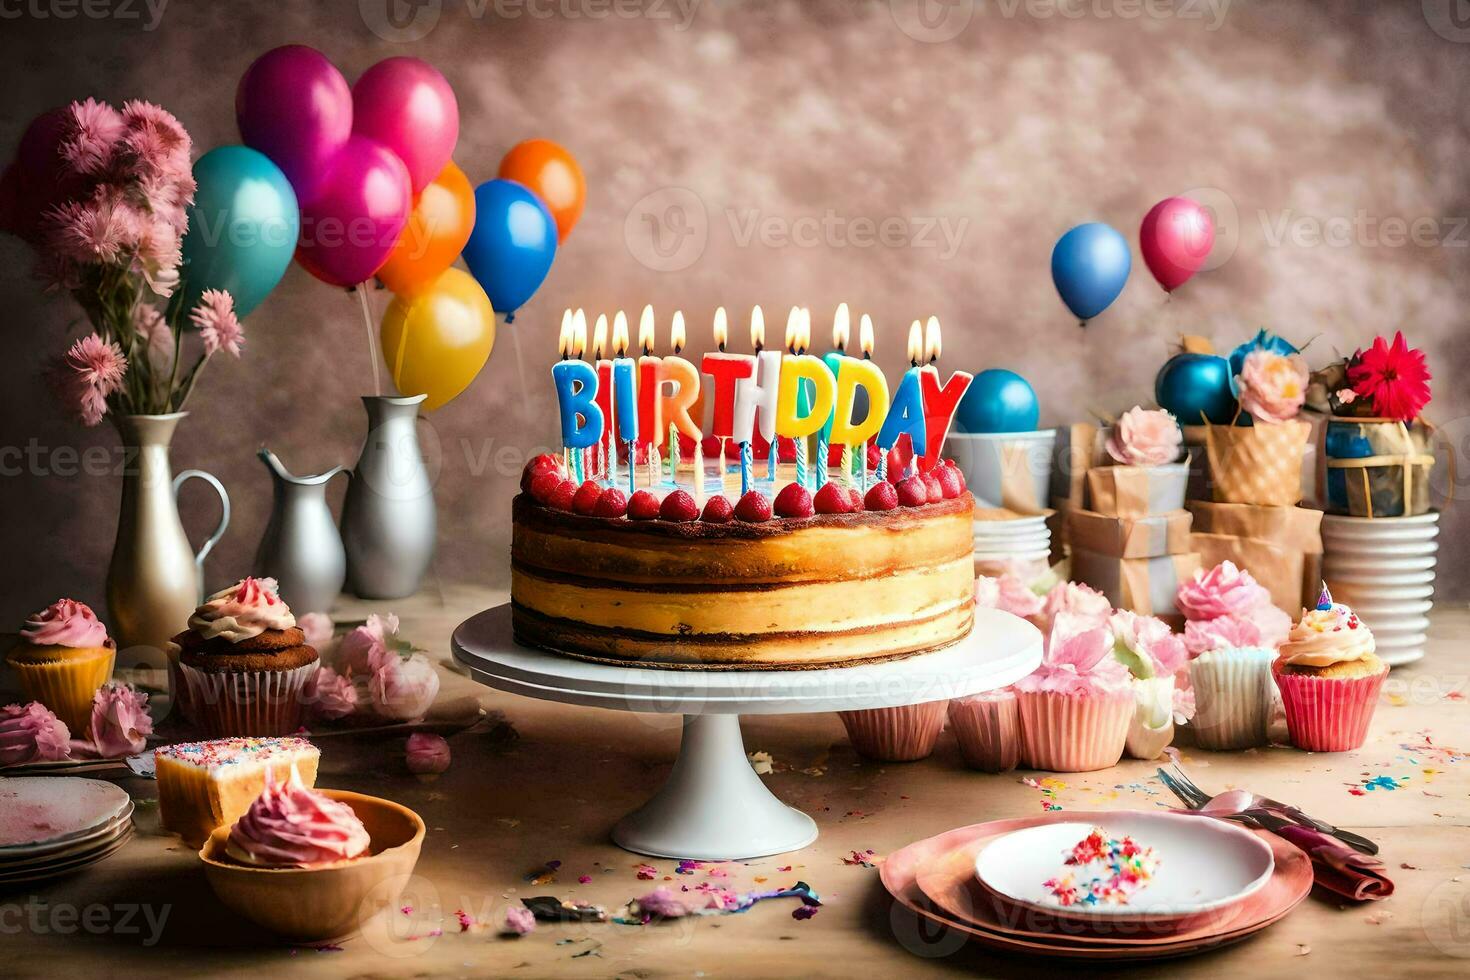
1155;352;1237;426
1228;329;1298;386
1050;222;1132;323
955;369;1040;434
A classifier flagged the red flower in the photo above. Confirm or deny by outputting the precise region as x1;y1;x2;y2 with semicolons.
1347;331;1431;421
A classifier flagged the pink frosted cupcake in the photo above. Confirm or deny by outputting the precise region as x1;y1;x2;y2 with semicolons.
1014;614;1134;772
0;702;72;767
947;690;1021;772
1273;587;1385;752
6;599;116;733
224;765;370;869
838;701;948;762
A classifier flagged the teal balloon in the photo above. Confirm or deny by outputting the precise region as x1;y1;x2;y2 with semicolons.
1155;352;1237;425
180;146;299;316
956;369;1040;433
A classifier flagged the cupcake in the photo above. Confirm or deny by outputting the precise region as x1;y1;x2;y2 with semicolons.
947;690;1021;772
838;701;948;763
1014;613;1134;772
224;764;370;868
1108;611;1190;761
6;599;116;732
0;702;72;767
1273;587;1385;752
173;577;319;737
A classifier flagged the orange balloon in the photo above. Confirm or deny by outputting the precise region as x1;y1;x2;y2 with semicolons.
377;160;475;295
497;138;585;242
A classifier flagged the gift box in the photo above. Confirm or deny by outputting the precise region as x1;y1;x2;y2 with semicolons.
1322;417;1434;518
1070;548;1200;620
1203;419;1311;506
1186;500;1324;554
1084;463;1190;518
1067;509;1193;559
1049;422;1105;511
1186;500;1323;612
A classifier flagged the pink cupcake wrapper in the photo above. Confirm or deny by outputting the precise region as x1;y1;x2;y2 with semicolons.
947;693;1021;773
177;660;317;738
1273;662;1386;752
1015;689;1132;772
838;701;948;762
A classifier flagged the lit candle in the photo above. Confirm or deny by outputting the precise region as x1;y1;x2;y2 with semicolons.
817;302;849;489
571;309;589;483
637;305;663;488
830;324;888;493
702;306;754;498
734;308;782;497
917;316;973;472
859;314;875;490
876;320;929;481
593;314;615;486
612;311;638;495
777;314;836;492
663;311;704;493
552;318;603;471
784;308;808;486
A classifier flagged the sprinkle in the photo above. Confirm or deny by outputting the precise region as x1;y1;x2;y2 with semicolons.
843;849;878;868
636;864;658;880
453;910;473;932
578;875;592;884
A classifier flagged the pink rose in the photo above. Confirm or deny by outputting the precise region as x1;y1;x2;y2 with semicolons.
1106;407;1183;467
406;733;451;774
1172;684;1197;725
306;666;359;721
88;682;152;758
1176;561;1272;621
337;612;401;675
0;702;72;766
367;649;440;722
1015;616;1131;696
502;906;536;936
1237;349;1308;424
1183;607;1291;656
1039;581;1112;638
1109;610;1188;678
298;611;335;652
974;574;1044;619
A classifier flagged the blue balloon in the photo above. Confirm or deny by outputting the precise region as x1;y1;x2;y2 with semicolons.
462;179;558;317
955;369;1040;434
1050;222;1132;323
179;146;299;317
1155;352;1237;425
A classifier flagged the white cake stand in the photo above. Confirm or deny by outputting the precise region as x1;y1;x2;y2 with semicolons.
451;604;1040;860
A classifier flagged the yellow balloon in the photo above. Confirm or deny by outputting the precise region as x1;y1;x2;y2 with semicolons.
380;267;496;412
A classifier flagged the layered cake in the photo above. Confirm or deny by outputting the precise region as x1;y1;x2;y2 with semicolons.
155;735;321;846
511;455;976;669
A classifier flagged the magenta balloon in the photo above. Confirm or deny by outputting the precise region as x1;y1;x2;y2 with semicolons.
294;135;412;288
1140;196;1215;292
8;107;90;242
351;57;458;195
236;45;353;205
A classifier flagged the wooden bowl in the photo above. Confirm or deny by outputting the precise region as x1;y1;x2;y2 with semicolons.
199;789;425;943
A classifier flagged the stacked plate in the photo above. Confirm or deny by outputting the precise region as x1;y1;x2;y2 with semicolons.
1322;511;1439;667
973;515;1052;579
0;777;134;886
883;810;1312;961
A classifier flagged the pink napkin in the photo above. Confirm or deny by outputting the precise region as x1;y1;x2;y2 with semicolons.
1273;824;1394;901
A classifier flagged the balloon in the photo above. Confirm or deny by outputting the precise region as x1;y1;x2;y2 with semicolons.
1227;328;1298;380
179;146;299;316
380;267;496;411
236;45;352;205
351;57;459;195
1155;352;1237;425
955;369;1040;434
1140;196;1214;292
461;179;558;316
497;139;586;242
4;108;87;242
377;161;474;296
1050;222;1131;323
294;135;411;288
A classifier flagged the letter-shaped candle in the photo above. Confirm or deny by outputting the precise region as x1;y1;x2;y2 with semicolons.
830;358;889;447
916;317;971;470
775;355;836;439
553;359;603;449
876;321;928;458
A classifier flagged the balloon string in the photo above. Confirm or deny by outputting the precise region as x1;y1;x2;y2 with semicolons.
356;283;382;396
503;313;530;414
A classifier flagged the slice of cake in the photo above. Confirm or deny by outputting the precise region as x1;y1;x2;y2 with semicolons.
155;736;320;847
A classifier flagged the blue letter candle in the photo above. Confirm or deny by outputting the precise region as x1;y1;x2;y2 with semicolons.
553;359;604;450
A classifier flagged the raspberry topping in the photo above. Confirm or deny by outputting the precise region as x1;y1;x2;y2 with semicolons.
774;483;815;518
571;480;602;515
935;465;963;499
923;472;945;503
521;453;565;492
813;482;853;515
701;495;734;523
593;487;628;518
660;489;699;522
947;461;967;491
896;476;929;507
628;490;661;521
864;482;899;511
847;487;864;512
734;491;772;523
528;471;562;505
548;478;578;511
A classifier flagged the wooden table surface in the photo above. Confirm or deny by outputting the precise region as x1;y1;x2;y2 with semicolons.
7;584;1470;979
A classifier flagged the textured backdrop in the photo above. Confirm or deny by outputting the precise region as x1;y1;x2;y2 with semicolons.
1;0;1467;625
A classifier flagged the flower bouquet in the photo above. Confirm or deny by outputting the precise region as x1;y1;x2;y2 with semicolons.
1203;334;1312;506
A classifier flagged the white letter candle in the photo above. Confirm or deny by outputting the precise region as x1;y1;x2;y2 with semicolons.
917;317;973;472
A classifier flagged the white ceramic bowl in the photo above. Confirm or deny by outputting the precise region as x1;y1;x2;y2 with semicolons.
949;430;1057;511
1327;570;1437;588
1324;556;1438;574
1321;512;1440;530
1328;582;1435;602
1322;522;1440;541
1324;540;1439;558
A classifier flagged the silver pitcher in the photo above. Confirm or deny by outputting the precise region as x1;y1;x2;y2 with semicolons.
253;449;348;615
340;394;436;599
106;413;230;670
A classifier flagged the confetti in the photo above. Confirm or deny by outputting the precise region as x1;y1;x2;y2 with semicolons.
843;849;878;868
748;751;774;775
1022;775;1068;811
636;864;658;880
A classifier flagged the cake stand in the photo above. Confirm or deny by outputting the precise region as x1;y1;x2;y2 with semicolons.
451;604;1040;860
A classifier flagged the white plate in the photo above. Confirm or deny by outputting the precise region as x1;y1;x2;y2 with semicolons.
0;778;132;848
1350;599;1435;617
1364;617;1432;635
973;812;1274;919
1327;570;1437;587
972;538;1051;551
1380;648;1425;667
0;802;133;860
1322;525;1440;542
1322;512;1440;528
1324;541;1439;558
1328;583;1436;601
1324;556;1438;574
972;549;1052;562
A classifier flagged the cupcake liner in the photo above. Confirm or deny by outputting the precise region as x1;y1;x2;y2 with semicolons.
947;692;1021;773
1125;675;1177;760
6;646;115;733
166;643;196;727
1273;660;1387;752
177;660;318;738
838;701;948;762
1015;688;1132;772
1188;648;1276;750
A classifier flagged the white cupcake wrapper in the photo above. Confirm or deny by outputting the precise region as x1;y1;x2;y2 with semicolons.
1188;648;1276;750
177;660;317;738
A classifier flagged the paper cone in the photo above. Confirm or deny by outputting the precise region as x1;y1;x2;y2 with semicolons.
1273;660;1386;752
1205;419;1310;506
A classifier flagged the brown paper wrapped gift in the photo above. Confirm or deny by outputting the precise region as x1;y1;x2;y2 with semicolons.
1203;418;1311;506
1186;501;1324;555
1068;509;1193;559
1050;422;1104;510
1070;548;1200;619
1191;531;1319;614
1085;463;1190;518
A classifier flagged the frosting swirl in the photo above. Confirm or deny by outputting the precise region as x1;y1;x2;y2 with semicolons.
1278;592;1375;669
189;577;295;643
0;702;72;766
20;599;109;649
225;765;370;868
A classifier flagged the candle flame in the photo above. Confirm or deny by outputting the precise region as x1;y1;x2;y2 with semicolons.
713;306;728;351
785;306;801;353
670;310;686;353
924;315;941;364
592;314;609;359
799;307;812;354
613;310;630;357
907;320;923;366
832;302;850;352
750;305;765;350
639;304;655;355
572;308;588;359
860;314;875;358
557;312;572;359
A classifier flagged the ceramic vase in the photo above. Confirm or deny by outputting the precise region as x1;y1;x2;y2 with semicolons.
253;449;348;615
341;395;436;599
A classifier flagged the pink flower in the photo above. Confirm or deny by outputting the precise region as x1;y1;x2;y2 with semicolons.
502;906;536;936
133;304;174;374
119;100;192;180
1106;406;1183;467
1236;349;1308;424
88;682;153;758
306;667;358;721
1109;610;1188;678
1171;684;1196;725
1016;616;1131;697
974;574;1044;619
0;702;72;766
337;612;401;675
1176;561;1272;621
60;97;125;176
1184;615;1265;656
298;611;335;651
190;288;243;357
133;217;181;297
367;649;440;722
1039;581;1112;637
47;188;143;265
54;333;126;426
406;733;451;774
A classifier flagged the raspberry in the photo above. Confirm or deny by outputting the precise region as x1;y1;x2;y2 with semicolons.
935;465;964;499
847;487;864;511
864;482;899;511
660;489;699;522
528;471;562;505
548;478;578;511
734;491;772;522
896;476;929;507
774;483;815;518
923;472;944;503
593;487;628;518
886;447;907;478
949;464;967;492
701;495;734;523
813;482;852;515
521;453;565;492
572;480;602;515
628;490;661;520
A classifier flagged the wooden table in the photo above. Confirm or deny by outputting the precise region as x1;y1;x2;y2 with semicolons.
7;585;1469;978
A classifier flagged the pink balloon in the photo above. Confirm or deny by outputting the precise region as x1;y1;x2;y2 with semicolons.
294;135;411;288
7;107;91;243
1140;196;1215;292
351;57;458;195
236;45;353;205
